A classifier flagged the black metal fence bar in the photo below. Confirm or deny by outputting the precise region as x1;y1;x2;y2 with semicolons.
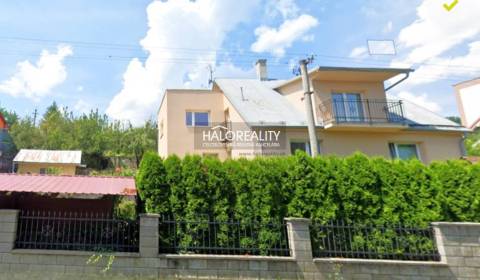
158;217;290;257
310;220;440;261
15;211;139;252
319;99;405;125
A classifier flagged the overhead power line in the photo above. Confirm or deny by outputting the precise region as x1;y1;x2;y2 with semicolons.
1;36;480;71
0;36;480;83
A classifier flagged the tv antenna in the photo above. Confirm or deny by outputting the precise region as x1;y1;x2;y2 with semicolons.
240;87;248;102
207;65;215;86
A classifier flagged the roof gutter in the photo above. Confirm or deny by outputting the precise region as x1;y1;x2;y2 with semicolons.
385;71;412;92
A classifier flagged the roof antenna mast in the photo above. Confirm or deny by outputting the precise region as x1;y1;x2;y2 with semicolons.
207;65;215;87
240;87;248;102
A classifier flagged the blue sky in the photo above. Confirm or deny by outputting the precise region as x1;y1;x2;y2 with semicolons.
0;0;479;124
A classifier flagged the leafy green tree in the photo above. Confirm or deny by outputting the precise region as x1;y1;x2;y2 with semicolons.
39;102;74;149
0;105;18;126
287;152;337;222
432;160;480;222
135;152;170;214
180;155;209;250
124;120;157;167
374;158;439;227
8;116;43;149
466;128;480;156
3;102;157;171
446;116;461;125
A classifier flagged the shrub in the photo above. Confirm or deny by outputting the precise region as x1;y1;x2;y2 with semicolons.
114;197;136;220
432;161;480;222
137;152;480;226
136;152;170;215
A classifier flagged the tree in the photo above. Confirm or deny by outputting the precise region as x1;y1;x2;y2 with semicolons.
8;116;43;149
124;120;158;167
446;116;462;125
0;105;18;126
466;128;480;156
2;102;157;171
136;152;169;214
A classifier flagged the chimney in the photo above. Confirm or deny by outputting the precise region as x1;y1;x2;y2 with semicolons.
255;59;268;81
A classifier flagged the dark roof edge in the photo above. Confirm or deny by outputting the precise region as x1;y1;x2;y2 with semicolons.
316;66;414;73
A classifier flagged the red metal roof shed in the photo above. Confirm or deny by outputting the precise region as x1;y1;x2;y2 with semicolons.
0;173;136;196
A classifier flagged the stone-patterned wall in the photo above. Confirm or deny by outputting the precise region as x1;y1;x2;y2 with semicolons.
1;209;480;279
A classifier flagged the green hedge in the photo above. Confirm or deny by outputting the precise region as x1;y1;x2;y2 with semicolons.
136;152;480;226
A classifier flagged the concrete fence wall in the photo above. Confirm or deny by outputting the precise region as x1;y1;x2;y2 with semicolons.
1;209;480;279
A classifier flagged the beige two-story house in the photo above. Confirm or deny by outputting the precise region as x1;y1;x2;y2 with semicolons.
157;60;467;163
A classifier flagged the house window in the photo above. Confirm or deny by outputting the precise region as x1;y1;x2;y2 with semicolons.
332;93;364;122
186;112;209;127
290;140;320;156
389;143;420;160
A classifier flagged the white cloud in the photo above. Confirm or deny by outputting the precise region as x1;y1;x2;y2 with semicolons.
0;45;72;100
251;14;318;57
385;0;480;116
215;62;256;79
394;0;480;64
106;0;259;125
349;46;368;59
392;91;441;113
266;0;299;19
74;99;91;114
406;41;480;86
383;21;393;34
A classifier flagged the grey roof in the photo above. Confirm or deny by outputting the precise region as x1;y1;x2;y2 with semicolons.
215;79;307;127
214;78;467;132
14;149;82;165
401;101;469;132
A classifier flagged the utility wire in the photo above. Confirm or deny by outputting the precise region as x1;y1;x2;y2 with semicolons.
0;37;479;83
1;36;480;71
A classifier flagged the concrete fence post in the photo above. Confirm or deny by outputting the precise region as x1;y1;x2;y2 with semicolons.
139;213;160;257
285;218;313;261
431;222;480;279
0;209;19;253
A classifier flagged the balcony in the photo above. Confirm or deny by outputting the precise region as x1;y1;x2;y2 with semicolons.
318;99;407;131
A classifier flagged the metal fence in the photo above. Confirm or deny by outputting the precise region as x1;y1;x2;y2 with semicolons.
15;211;139;252
310;220;440;261
158;216;290;256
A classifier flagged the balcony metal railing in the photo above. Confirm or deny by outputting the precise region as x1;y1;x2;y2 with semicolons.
319;99;405;126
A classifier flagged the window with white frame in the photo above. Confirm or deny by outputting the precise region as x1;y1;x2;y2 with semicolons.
332;92;364;122
389;143;420;160
290;140;320;156
186;111;210;127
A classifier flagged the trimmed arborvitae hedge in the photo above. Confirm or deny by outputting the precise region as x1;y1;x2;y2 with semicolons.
137;152;480;226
